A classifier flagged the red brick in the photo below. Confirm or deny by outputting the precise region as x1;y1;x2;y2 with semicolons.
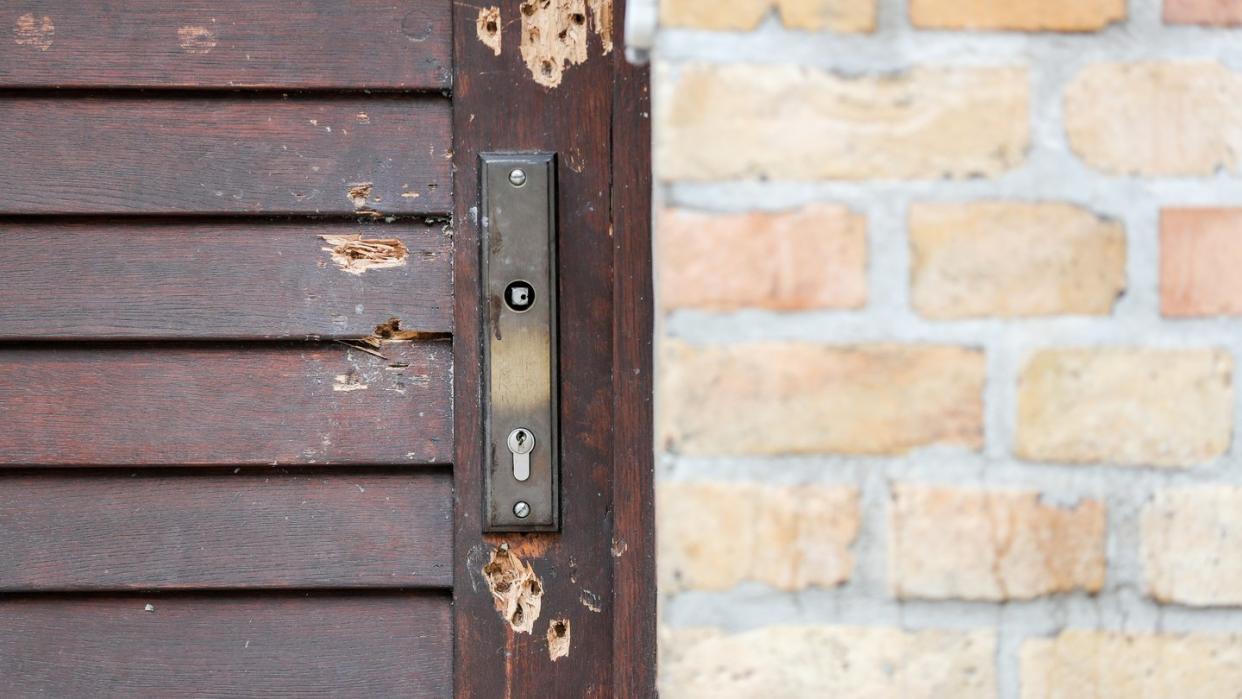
1161;209;1242;316
1165;0;1242;25
659;206;867;312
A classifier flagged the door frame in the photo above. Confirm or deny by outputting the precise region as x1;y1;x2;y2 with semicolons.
450;1;655;696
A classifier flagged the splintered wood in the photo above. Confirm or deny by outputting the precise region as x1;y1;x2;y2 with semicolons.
547;618;571;660
517;0;613;87
366;317;444;344
477;7;502;56
320;234;408;274
337;317;447;360
482;544;543;633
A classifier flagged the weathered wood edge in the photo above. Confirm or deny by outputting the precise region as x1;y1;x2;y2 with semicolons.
610;3;658;695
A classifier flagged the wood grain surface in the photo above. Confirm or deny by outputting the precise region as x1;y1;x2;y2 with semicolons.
0;3;466;696
0;220;452;339
451;0;621;694
610;4;659;693
0;470;452;590
0;96;451;214
0;592;451;697
0;341;452;465
0;0;451;89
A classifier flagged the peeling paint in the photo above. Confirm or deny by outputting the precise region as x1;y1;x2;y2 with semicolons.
346;182;374;208
14;14;53;51
611;536;627;558
547;618;571;661
518;0;613;88
476;6;502;56
177;25;217;54
332;373;368;392
580;588;602;612
467;543;493;593
320;234;408;275
587;0;614;54
482;544;543;633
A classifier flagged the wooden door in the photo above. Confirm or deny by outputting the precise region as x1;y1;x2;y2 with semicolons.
0;1;653;696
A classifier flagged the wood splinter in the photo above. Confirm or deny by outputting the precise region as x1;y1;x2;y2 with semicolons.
320;234;408;275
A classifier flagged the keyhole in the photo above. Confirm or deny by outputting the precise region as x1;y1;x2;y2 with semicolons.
508;428;534;482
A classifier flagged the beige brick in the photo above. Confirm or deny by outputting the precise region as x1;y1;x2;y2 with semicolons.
660;0;769;30
910;202;1126;319
1142;487;1242;606
659;206;867;312
778;0;876;31
1016;348;1233;467
660;0;877;32
1021;630;1242;698
1165;0;1242;25
889;484;1106;601
658;63;1029;181
659;481;859;592
1161;209;1242;317
1065;62;1242;176
663;626;996;698
911;0;1124;30
660;341;985;455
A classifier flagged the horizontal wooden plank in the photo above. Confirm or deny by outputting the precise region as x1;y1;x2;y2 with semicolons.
0;593;450;697
0;342;452;465
0;221;452;339
0;96;451;214
0;471;451;590
0;1;451;89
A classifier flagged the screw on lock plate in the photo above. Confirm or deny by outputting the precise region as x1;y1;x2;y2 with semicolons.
507;428;534;482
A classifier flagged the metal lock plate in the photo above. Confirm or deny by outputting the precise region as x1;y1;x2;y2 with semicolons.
481;153;559;532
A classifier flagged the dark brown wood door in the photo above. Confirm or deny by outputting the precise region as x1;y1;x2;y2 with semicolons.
0;1;652;697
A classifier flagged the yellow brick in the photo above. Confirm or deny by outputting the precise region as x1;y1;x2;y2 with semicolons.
778;0;876;31
910;202;1126;319
657;63;1029;181
660;0;876;32
1016;348;1233;467
1022;630;1242;698
659;481;859;592
1142;487;1242;606
889;484;1107;601
663;626;996;698
911;0;1124;30
1065;62;1242;176
660;341;985;455
659;205;867;312
660;0;769;30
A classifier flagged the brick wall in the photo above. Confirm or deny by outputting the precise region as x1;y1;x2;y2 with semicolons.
649;0;1242;696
